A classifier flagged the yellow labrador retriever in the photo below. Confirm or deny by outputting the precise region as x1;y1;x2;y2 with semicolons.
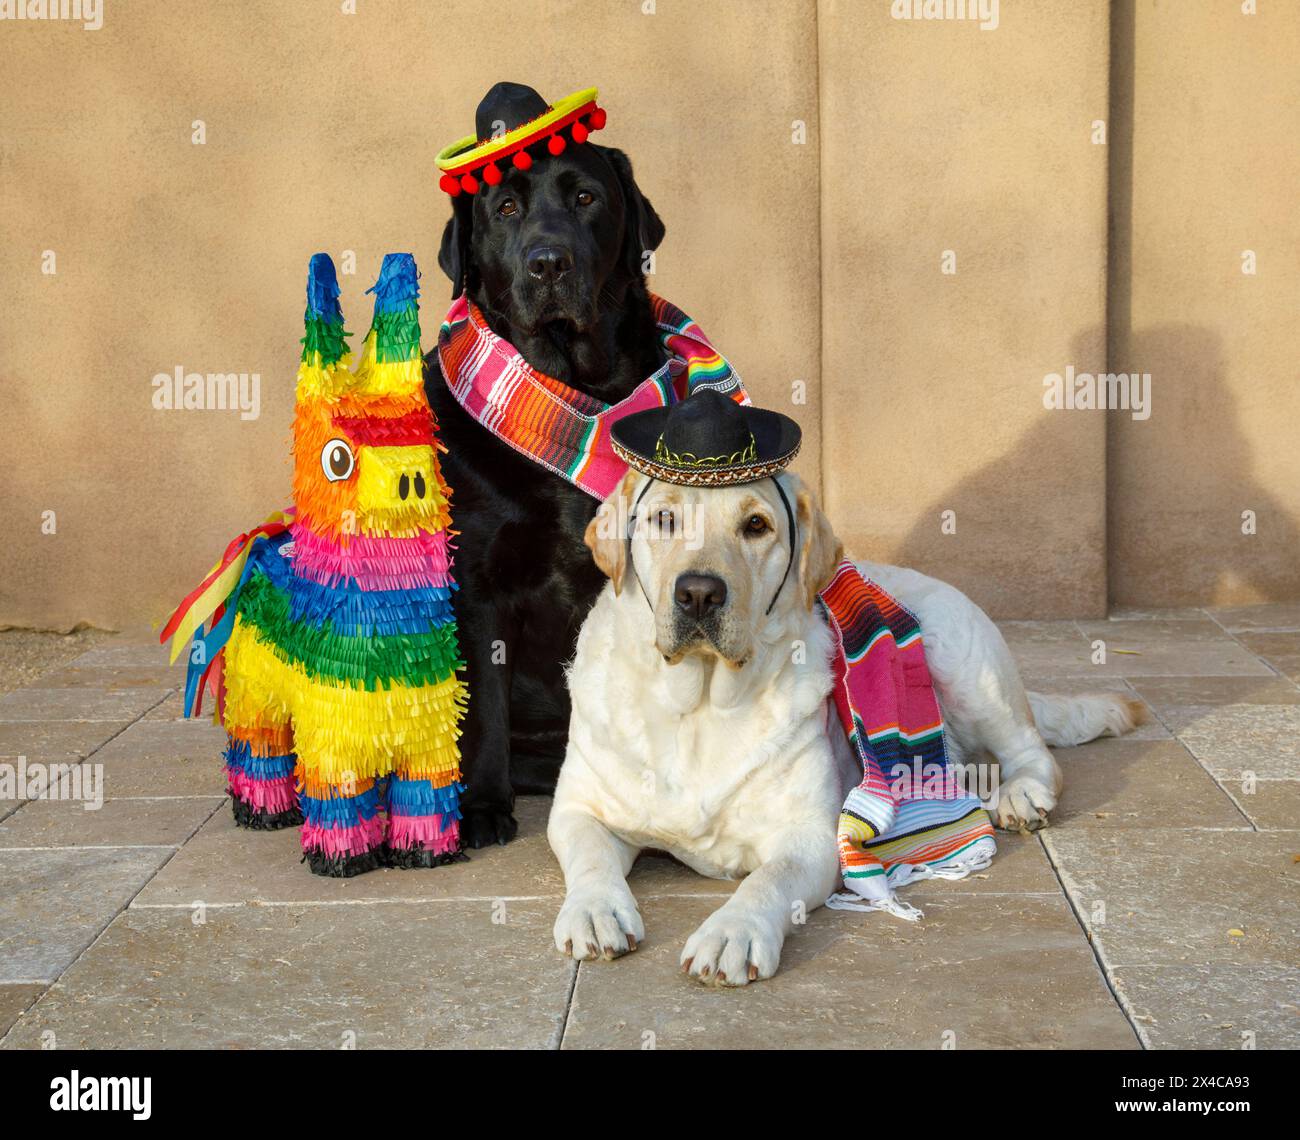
548;471;1142;985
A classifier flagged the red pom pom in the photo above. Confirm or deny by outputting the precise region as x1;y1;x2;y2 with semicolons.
547;133;566;156
460;173;479;194
512;149;533;171
439;174;461;196
588;107;607;131
482;162;502;186
571;121;589;144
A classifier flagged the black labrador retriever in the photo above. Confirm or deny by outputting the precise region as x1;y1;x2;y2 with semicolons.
422;83;666;847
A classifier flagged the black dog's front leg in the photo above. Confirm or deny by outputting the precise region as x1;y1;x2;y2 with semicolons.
455;593;520;847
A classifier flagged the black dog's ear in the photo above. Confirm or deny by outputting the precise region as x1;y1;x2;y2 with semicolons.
600;146;666;280
438;196;474;299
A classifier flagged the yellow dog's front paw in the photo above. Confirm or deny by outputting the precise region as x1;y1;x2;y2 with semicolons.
554;889;644;961
680;907;782;987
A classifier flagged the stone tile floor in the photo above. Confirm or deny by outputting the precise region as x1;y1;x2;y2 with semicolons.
0;608;1296;1050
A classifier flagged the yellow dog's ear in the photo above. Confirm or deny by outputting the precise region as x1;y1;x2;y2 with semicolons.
792;475;843;610
584;471;638;595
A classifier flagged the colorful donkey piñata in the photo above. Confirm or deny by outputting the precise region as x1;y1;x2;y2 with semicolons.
161;252;467;877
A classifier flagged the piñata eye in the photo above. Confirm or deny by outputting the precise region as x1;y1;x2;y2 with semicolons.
321;439;355;482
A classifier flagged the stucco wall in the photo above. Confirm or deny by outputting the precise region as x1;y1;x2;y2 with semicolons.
0;0;1296;630
819;0;1110;618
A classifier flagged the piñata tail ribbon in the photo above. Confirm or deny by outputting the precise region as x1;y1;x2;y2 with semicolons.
182;602;237;718
161;509;294;663
160;512;294;699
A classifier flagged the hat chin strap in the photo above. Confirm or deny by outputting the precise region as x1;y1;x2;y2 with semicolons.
625;476;797;620
766;477;798;616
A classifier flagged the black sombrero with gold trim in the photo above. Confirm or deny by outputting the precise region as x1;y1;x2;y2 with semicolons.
610;390;802;488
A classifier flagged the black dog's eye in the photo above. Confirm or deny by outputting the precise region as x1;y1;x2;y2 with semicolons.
498;198;519;217
744;515;770;537
656;509;675;535
576;190;595;207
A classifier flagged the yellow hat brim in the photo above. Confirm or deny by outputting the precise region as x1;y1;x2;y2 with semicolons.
436;87;599;174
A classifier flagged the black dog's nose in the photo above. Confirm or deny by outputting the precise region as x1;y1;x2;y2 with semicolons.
526;245;573;282
674;573;728;621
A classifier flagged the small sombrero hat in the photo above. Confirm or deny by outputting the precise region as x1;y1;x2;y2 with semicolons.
610;390;802;487
436;82;608;197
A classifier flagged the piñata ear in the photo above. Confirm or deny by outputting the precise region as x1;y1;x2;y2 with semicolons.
304;253;348;369
367;253;420;338
353;253;422;390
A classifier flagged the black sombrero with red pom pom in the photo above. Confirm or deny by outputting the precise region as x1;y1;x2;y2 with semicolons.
436;83;608;197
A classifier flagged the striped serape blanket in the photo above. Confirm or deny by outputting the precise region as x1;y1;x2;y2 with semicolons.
436;293;745;500
819;561;996;919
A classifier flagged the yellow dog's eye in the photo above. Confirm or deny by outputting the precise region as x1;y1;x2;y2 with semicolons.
320;438;355;482
744;514;770;537
656;509;675;535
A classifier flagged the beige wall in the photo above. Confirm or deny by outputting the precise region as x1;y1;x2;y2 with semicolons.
819;0;1110;618
0;0;1296;630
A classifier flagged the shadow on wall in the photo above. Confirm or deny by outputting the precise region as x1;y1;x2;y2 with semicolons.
888;329;1109;621
1107;324;1300;607
887;326;1298;619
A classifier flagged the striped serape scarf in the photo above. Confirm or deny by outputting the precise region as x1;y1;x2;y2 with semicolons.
436;293;746;500
819;561;997;920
